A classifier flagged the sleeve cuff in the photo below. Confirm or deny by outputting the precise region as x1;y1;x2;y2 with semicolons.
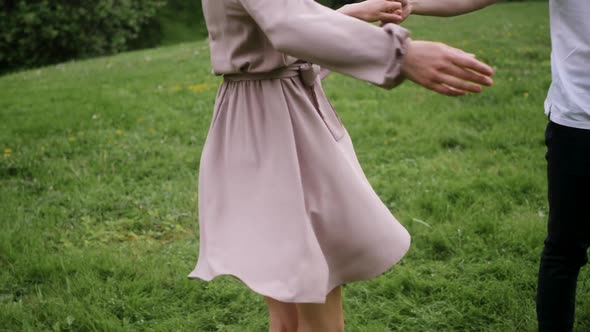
381;23;411;90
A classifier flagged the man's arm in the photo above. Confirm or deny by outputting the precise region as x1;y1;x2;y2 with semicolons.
409;0;497;17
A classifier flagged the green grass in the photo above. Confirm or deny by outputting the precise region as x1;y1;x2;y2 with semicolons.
1;2;585;331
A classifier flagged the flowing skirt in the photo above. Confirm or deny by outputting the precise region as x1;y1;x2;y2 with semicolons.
189;67;410;303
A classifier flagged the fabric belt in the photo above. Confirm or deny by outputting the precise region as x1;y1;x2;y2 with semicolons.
223;63;321;87
223;63;344;141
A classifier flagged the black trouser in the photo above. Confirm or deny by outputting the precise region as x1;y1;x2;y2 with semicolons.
537;121;590;332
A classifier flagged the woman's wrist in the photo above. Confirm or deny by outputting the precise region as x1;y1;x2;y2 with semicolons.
337;3;366;21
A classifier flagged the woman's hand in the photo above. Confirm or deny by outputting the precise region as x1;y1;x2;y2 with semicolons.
380;1;412;25
401;40;494;96
397;1;412;23
338;0;406;24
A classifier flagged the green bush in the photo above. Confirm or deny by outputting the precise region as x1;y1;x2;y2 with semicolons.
156;0;207;45
318;0;354;9
0;0;165;73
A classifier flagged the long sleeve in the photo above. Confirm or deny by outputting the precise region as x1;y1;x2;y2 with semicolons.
237;0;410;89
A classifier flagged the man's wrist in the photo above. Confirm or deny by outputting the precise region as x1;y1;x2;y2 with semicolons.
407;0;420;15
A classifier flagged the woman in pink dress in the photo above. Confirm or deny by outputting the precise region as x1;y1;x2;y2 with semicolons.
189;0;494;330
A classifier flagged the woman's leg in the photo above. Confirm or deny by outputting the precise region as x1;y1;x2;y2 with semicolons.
264;296;298;332
296;286;344;332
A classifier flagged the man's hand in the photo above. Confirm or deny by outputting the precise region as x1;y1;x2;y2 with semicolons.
402;41;494;96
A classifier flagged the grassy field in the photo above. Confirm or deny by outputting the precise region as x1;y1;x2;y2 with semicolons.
1;2;585;331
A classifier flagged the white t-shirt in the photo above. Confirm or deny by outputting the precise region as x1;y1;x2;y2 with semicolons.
545;0;590;129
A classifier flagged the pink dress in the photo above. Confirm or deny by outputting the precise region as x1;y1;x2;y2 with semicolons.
189;0;412;303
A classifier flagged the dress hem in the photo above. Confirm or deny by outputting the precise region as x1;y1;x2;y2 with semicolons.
187;240;410;304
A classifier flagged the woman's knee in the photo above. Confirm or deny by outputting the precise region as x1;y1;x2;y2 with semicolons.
296;320;344;332
265;297;298;332
296;288;344;332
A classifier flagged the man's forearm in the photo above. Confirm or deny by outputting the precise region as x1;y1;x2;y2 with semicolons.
410;0;497;17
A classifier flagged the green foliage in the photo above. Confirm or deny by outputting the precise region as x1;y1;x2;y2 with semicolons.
0;0;165;73
1;2;585;331
318;0;355;9
156;0;208;45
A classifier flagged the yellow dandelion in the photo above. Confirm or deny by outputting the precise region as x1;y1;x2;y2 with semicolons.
116;129;124;135
40;146;46;152
149;128;155;134
4;148;12;154
188;83;210;92
173;85;181;91
68;137;76;142
524;92;529;98
4;153;10;158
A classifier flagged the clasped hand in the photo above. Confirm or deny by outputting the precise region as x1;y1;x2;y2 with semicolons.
342;0;411;25
343;0;493;96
